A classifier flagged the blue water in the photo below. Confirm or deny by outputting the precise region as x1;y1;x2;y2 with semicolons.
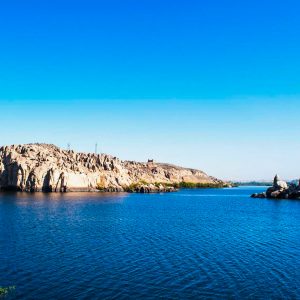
0;187;299;299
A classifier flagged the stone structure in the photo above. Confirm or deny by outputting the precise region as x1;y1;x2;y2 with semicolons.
0;143;226;193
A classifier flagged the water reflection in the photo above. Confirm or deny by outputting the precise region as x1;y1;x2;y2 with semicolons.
0;188;299;299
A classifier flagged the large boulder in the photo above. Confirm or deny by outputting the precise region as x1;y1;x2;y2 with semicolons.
273;174;288;190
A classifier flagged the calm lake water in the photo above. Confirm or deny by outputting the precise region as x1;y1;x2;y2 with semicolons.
0;187;299;299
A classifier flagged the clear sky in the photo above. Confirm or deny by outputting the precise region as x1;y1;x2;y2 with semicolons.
0;0;300;181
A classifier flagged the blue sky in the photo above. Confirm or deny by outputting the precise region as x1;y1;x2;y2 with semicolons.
0;0;300;180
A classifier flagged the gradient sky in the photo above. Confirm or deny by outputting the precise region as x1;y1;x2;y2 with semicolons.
1;0;300;181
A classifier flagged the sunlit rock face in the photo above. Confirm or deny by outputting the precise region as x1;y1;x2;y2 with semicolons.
0;144;224;193
273;174;288;190
251;175;300;200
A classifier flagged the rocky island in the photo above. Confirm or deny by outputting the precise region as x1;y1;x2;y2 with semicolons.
251;175;300;199
0;143;228;193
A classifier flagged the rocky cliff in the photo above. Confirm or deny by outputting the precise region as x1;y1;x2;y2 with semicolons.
0;143;226;193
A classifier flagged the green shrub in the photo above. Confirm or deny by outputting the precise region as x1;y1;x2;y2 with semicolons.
0;286;15;297
178;182;225;188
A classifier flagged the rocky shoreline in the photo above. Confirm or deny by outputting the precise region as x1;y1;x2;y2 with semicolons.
0;143;228;193
251;175;300;200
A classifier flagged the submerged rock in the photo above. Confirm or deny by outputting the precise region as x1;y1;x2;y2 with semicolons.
0;143;226;193
251;175;300;200
251;192;266;199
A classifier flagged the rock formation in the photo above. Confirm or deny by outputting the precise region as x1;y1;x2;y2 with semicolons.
251;175;300;199
0;143;227;193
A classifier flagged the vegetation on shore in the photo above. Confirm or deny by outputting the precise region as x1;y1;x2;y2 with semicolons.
0;286;15;297
96;180;229;192
234;181;272;186
125;180;149;192
174;182;230;188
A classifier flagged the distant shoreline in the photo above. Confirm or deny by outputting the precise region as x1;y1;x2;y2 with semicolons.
234;181;272;187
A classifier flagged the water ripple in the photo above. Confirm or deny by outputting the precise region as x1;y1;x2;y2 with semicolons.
0;189;299;299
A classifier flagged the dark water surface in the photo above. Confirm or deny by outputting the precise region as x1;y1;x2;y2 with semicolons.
0;187;299;299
